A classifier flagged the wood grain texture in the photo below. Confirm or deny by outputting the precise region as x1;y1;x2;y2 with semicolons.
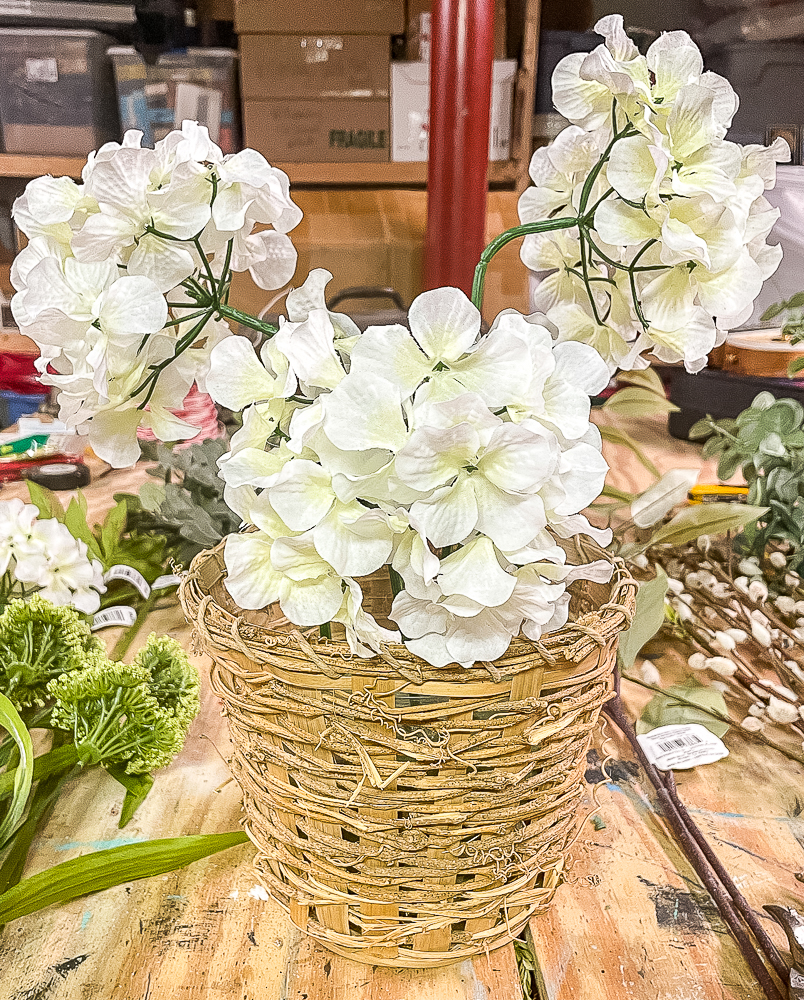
2;416;803;999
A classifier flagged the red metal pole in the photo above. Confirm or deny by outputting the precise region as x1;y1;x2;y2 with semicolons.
424;0;495;296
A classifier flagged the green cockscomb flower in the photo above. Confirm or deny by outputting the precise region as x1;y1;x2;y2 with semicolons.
0;595;103;709
133;633;201;729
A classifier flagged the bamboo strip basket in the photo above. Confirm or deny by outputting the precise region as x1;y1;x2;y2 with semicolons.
180;538;636;968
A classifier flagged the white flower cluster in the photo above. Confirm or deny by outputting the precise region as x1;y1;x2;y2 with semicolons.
519;15;789;373
0;499;105;613
10;122;302;467
206;274;614;668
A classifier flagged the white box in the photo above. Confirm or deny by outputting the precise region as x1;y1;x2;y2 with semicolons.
391;59;517;162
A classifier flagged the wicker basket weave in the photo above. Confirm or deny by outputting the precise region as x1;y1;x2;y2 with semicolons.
180;539;636;968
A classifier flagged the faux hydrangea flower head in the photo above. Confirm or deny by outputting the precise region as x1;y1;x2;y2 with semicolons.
205;280;613;668
10;122;302;467
519;15;789;374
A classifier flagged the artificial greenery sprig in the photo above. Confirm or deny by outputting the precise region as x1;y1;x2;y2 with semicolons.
689;392;804;571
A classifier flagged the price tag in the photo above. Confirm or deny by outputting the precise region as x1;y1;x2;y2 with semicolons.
103;564;151;599
152;574;181;590
91;606;137;631
637;724;729;771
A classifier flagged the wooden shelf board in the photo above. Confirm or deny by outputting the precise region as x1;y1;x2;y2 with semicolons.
0;153;519;187
0;152;87;178
278;160;518;186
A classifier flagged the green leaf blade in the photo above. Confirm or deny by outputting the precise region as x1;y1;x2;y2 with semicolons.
617;568;668;672
0;693;34;850
0;831;249;924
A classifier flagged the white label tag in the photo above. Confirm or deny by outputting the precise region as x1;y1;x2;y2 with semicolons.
26;57;58;82
637;724;729;771
91;605;137;631
103;564;151;599
152;574;181;590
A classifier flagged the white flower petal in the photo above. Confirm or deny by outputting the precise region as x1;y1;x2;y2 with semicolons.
438;537;517;608
407;286;480;360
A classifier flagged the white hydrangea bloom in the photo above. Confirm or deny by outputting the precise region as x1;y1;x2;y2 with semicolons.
519;15;788;373
206;283;614;668
11;121;302;467
0;501;105;613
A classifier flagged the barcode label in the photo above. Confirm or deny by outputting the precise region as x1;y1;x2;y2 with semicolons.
152;574;181;590
637;724;728;771
656;734;703;753
103;564;151;599
91;606;137;631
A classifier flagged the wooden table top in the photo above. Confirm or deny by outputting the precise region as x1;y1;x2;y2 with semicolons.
0;415;802;1000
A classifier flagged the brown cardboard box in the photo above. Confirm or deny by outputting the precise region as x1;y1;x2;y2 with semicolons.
244;98;390;161
234;0;404;35
228;190;424;318
406;0;506;60
226;189;527;324
240;34;389;101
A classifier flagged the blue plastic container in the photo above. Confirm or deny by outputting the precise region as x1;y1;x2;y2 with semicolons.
0;390;47;429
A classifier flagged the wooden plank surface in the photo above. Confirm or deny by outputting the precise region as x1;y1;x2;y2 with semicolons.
1;416;803;999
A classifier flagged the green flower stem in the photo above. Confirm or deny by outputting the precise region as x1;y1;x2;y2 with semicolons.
110;589;157;662
470;217;578;311
215;303;279;336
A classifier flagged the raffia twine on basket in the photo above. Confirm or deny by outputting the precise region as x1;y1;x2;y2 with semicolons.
180;535;636;968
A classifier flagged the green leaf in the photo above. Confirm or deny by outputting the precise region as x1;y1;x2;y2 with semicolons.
99;501;128;565
631;469;699;528
599;424;660;478
717;448;745;481
0;831;250;924
0;694;34;850
636;503;769;554
617;568;668;672
63;497;103;562
789;356;804;377
106;765;154;828
603;386;679;418
0;744;79;799
616;367;666;396
636;684;730;739
688;417;715;441
25;481;65;521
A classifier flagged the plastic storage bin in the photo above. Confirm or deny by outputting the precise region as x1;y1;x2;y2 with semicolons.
707;42;804;146
0;29;119;156
109;47;240;153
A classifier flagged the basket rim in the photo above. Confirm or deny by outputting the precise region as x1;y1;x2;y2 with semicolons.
180;536;636;680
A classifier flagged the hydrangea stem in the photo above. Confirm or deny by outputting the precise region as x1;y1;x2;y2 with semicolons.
470;217;578;310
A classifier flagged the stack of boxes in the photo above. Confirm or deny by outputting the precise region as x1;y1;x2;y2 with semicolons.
236;0;404;162
391;0;516;162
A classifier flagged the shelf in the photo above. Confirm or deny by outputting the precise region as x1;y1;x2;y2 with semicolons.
278;160;519;187
0;153;87;178
0;153;519;186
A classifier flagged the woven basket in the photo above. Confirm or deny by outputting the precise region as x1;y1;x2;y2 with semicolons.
180;539;636;968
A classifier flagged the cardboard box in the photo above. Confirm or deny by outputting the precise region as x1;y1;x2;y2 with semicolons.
244;98;389;161
240;34;389;101
234;0;404;35
391;59;516;161
406;0;506;60
229;189;424;318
